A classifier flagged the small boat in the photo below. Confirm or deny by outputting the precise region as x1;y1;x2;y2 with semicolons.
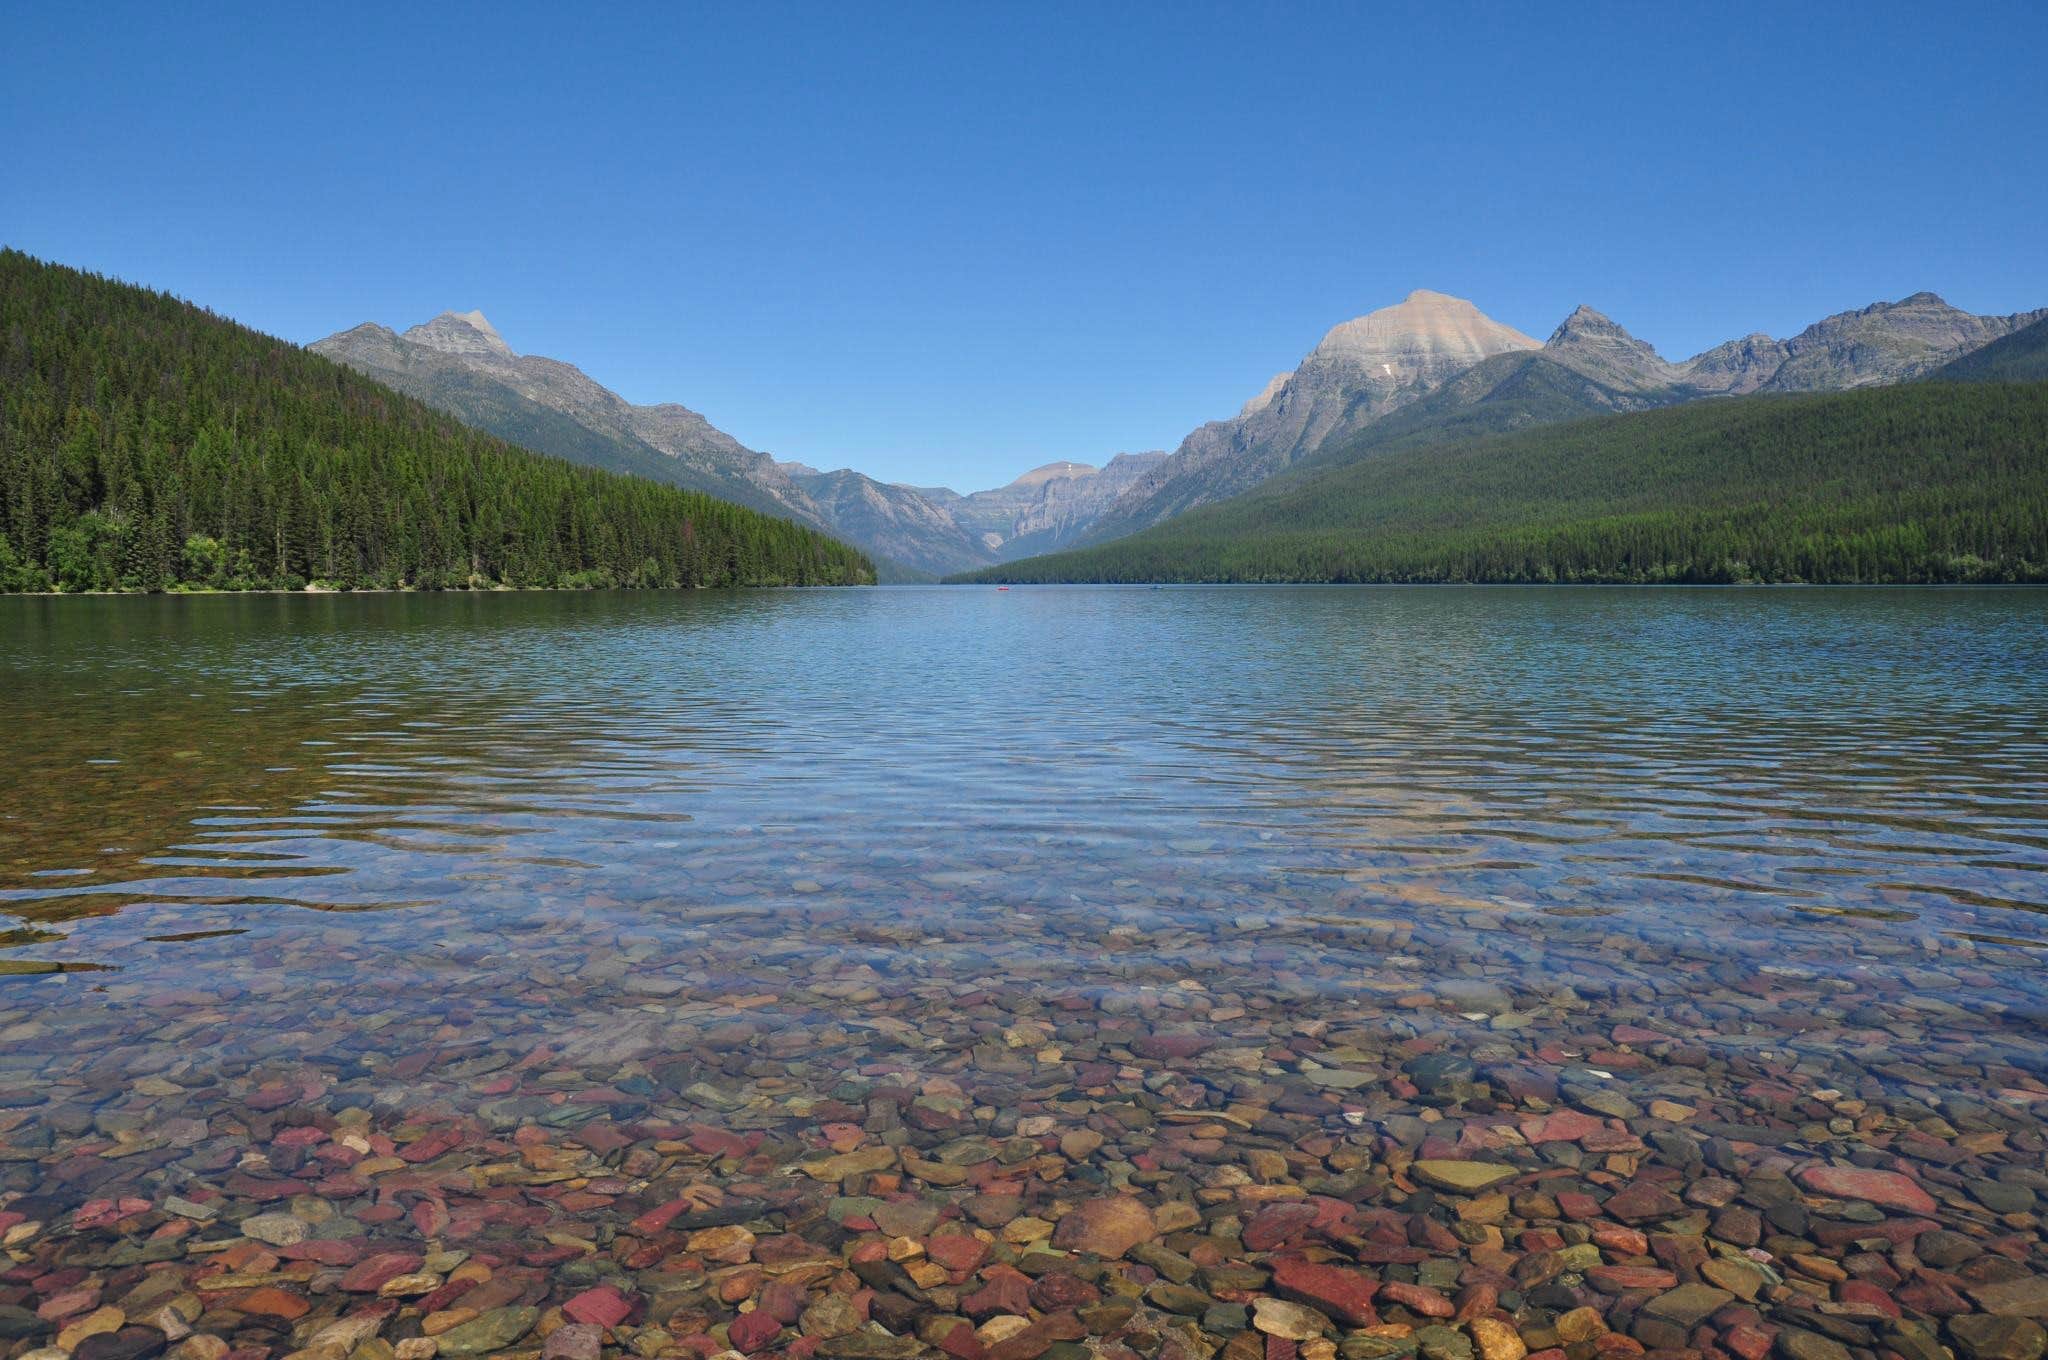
997;586;1010;591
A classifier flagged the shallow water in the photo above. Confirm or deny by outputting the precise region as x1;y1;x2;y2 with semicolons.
1;586;2045;1351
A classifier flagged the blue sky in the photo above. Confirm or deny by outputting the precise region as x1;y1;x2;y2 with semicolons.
5;3;2045;490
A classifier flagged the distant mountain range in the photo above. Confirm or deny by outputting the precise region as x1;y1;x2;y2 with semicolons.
954;351;2048;586
1076;290;2048;543
311;315;1162;578
315;288;2045;578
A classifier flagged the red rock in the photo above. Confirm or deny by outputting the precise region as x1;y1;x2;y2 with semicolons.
1557;1192;1603;1220
1243;1202;1322;1252
399;1128;464;1163
629;1199;694;1235
1270;1258;1379;1326
927;1235;989;1273
963;1271;1033;1318
1133;1032;1215;1059
1028;1273;1099;1311
1377;1281;1454;1319
937;1321;986;1360
338;1253;424;1293
562;1286;633;1328
240;1287;310;1320
1834;1280;1899;1318
1593;1227;1650;1255
1588;1266;1678;1293
1795;1166;1937;1215
1603;1181;1686;1224
728;1310;782;1353
756;1282;806;1325
1521;1110;1608;1145
688;1126;754;1159
1723;1325;1774;1360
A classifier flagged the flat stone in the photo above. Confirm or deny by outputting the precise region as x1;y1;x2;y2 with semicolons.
543;1325;604;1360
1949;1318;2047;1360
73;1329;169;1360
1776;1332;1852;1360
435;1307;539;1356
802;1147;898;1180
1797;1166;1938;1215
1642;1284;1733;1329
561;1287;632;1328
1409;1161;1518;1193
239;1213;308;1247
1269;1259;1378;1326
814;1334;929;1360
1252;1298;1330;1341
1051;1197;1156;1259
1972;1277;2048;1319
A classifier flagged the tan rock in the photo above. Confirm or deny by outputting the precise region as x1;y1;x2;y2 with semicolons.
1051;1196;1157;1259
1253;1298;1331;1341
1469;1318;1527;1360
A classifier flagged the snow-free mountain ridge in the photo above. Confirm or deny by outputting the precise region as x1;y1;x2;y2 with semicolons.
314;289;2045;575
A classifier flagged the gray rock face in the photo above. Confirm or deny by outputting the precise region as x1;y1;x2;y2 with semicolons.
1543;305;1683;391
1678;332;1791;395
313;312;1150;578
1679;293;2048;394
941;454;1169;559
1073;288;2042;554
1089;290;1539;539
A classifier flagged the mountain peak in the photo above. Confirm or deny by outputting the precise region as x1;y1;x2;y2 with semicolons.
404;310;515;360
1239;372;1292;417
1547;304;1625;341
1309;290;1539;371
1542;305;1675;389
1012;460;1098;487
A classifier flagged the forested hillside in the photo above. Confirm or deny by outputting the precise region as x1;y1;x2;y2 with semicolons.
1933;315;2048;384
0;251;873;592
953;381;2048;585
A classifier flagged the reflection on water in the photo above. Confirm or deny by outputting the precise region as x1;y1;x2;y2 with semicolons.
5;588;2043;954
3;586;2043;1081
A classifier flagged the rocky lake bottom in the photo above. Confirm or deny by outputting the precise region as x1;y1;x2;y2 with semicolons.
0;588;2043;1360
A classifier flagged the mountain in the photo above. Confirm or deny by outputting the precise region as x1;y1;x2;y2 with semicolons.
1683;292;2048;393
312;314;814;522
312;313;1155;578
778;467;992;578
951;379;2048;586
1082;290;1540;541
941;454;1168;558
0;250;873;593
1929;313;2048;383
1542;305;1686;391
1073;291;2046;550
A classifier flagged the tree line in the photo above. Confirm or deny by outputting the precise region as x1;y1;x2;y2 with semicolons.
0;249;873;593
954;379;2048;585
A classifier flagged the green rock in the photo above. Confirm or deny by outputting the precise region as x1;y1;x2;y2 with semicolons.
1950;1316;2048;1360
814;1333;930;1360
1776;1331;1853;1360
436;1307;539;1356
1409;1160;1518;1192
1644;1284;1735;1328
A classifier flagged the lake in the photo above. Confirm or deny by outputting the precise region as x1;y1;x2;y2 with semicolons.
2;586;2045;1347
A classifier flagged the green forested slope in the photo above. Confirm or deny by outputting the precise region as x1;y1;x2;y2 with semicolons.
954;381;2048;584
1932;315;2048;384
0;250;873;592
